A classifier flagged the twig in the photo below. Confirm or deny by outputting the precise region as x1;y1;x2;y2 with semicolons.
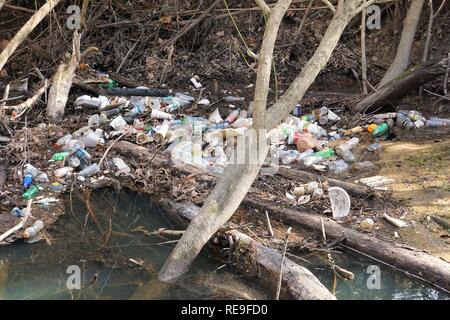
158;0;222;50
321;0;336;13
320;217;327;244
0;0;62;71
0;83;10;117
423;88;450;101
287;0;313;60
10;80;50;119
98;133;125;168
0;199;33;243
444;52;450;95
116;32;144;73
254;0;271;15
264;210;274;237
361;8;368;94
275;226;291;300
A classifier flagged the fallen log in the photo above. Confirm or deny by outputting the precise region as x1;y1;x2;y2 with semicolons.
355;58;448;113
159;199;336;300
276;166;372;198
243;195;450;292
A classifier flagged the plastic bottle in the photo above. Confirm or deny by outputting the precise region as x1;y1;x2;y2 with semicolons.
367;143;382;152
54;167;74;178
62;139;85;151
225;109;240;124
396;113;414;130
304;123;327;138
426;118;450;127
22;185;39;200
224;96;245;103
279;150;300;164
353;161;375;171
23;164;39;177
23;220;44;239
303;155;324;167
55;134;73;148
22;174;33;189
372;123;389;137
51;152;70;162
298;149;314;161
78;163;100;177
328;160;349;174
314;148;334;159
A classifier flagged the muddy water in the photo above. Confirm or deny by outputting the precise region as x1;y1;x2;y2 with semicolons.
0;189;448;300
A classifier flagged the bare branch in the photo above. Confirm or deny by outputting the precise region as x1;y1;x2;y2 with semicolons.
433;0;447;18
321;0;336;13
255;0;272;15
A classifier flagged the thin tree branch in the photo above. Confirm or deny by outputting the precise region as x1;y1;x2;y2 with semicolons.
321;0;336;13
255;0;272;15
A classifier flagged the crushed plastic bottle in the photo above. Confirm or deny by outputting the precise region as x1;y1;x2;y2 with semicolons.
328;160;349;175
10;207;25;218
225;109;240;124
367;143;382;152
78;163;100;177
353;161;375;171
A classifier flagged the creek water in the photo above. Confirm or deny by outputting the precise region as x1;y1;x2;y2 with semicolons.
0;189;448;300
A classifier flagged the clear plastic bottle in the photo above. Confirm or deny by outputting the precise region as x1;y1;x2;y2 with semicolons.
328;160;349;175
23;220;44;239
78;163;100;177
352;161;375;171
279;150;300;164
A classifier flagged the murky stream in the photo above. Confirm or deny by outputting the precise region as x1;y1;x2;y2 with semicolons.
0;189;448;300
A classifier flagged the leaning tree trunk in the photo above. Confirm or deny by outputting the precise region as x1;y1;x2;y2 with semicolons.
158;0;375;282
355;57;448;113
379;0;426;87
0;0;62;71
0;1;5;11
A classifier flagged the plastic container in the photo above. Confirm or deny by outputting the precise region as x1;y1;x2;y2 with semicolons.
279;150;300;164
83;131;104;148
78;163;100;177
55;134;73;148
22;185;39;200
67;157;81;168
154;121;170;143
151;109;173;120
224;96;245;103
51;152;70;162
62;139;85;151
54;167;74;178
352;161;375;171
10;207;25;218
225;109;240;124
396;113;414;130
426;117;450;127
23;164;39;177
328;160;349;175
22;174;33;189
314;148;334;159
23;220;44;239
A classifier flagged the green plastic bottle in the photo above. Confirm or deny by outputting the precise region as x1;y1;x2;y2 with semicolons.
372;123;389;137
22;185;39;200
51;152;70;161
314;148;335;159
99;79;118;89
301;114;315;122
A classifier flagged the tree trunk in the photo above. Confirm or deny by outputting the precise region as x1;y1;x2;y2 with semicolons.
355;57;448;113
160;199;336;300
243;196;450;292
0;0;62;72
47;31;80;120
158;0;376;282
379;0;426;87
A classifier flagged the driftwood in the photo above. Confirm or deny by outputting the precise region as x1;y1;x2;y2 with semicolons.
243;195;450;292
0;0;62;71
159;199;336;300
46;31;81;120
355;58;449;113
276;166;372;198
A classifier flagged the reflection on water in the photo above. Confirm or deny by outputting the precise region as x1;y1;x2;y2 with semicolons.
0;189;267;300
0;188;448;300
